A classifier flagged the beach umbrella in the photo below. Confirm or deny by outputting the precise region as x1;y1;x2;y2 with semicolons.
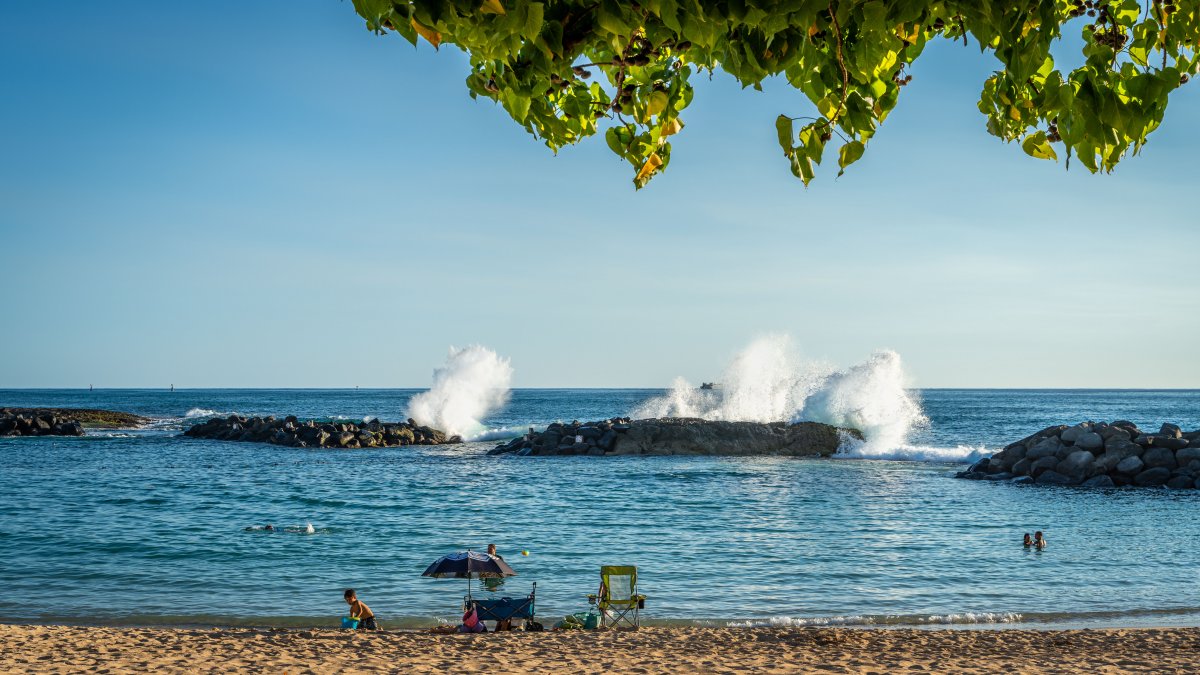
422;551;516;601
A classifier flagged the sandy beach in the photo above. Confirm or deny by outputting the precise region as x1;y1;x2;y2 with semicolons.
2;624;1197;674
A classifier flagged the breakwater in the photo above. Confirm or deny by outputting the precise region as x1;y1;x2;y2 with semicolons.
184;415;461;448
959;421;1200;488
488;417;860;457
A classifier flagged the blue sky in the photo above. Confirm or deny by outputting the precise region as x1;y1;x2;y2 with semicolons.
1;2;1197;388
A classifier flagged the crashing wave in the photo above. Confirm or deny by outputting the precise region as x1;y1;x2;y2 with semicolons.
632;335;975;461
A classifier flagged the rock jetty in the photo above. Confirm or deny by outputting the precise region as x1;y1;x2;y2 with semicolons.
0;409;86;437
958;421;1200;488
0;407;147;435
183;415;461;448
488;417;860;457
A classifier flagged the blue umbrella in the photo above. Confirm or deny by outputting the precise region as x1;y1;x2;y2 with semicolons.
422;551;517;600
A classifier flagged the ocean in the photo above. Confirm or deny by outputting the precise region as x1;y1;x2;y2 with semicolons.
2;387;1199;629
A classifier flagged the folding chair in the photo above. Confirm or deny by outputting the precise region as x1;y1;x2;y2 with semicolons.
587;566;646;629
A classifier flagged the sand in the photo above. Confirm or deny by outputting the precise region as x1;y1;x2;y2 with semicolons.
1;624;1196;674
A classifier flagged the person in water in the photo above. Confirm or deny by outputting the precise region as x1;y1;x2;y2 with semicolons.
1023;533;1033;548
344;589;378;631
484;543;513;630
1034;531;1047;549
482;544;506;592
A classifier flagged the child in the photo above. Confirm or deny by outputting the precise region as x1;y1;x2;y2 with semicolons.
344;589;378;631
1023;533;1033;548
1034;531;1047;549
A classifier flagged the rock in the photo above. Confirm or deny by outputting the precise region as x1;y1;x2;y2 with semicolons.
1057;450;1095;479
1115;455;1145;475
1167;475;1195;489
1134;434;1156;448
513;418;860;457
597;430;617;451
1036;470;1076;486
55;421;84;436
1030;456;1061;477
1133;467;1172;487
1075;432;1104;451
1011;475;1034;485
1010;458;1033;477
1160;423;1183;439
1060;424;1089;445
1098;426;1131;443
956;471;986;480
184;415;456;448
1156;437;1190;451
1102;439;1143;460
1026;438;1062;461
1081;475;1115;488
968;458;990;473
577;426;602;441
1176;447;1200;465
1142;447;1178;471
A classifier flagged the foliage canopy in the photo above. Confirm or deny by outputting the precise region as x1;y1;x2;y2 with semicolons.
350;0;1198;188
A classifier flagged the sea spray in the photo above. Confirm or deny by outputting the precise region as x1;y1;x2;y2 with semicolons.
632;335;824;422
407;345;513;440
792;350;927;454
630;335;971;460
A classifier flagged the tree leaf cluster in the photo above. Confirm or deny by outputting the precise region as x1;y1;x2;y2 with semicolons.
351;0;1199;187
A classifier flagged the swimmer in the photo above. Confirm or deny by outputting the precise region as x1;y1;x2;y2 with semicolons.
1023;533;1033;548
305;522;315;534
1034;531;1047;549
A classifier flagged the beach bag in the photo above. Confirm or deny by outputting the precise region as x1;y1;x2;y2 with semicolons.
524;620;544;632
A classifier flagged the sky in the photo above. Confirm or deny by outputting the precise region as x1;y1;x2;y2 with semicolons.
0;2;1197;389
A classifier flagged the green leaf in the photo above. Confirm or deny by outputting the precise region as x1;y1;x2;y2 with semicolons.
1021;131;1057;161
775;115;794;156
837;140;865;175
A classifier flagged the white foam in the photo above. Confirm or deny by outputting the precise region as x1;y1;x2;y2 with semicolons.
465;426;525;442
633;335;933;458
725;611;1022;628
183;408;228;419
837;438;990;463
407;345;513;439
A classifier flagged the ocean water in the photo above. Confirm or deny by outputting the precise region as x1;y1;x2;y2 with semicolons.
1;388;1199;629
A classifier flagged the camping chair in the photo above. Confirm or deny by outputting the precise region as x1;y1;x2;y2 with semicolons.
587;566;646;629
468;583;537;629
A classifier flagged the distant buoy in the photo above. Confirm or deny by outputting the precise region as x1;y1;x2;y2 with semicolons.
521;550;529;556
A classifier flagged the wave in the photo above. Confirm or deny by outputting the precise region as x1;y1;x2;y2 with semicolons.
725;612;1023;628
631;335;930;458
837;438;990;463
407;345;513;439
184;408;232;419
464;426;524;442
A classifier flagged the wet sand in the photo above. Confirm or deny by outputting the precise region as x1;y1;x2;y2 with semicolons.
2;624;1198;673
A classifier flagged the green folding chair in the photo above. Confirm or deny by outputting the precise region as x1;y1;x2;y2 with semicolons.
587;565;646;630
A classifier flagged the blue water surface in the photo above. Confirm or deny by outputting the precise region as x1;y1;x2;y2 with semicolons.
1;388;1198;628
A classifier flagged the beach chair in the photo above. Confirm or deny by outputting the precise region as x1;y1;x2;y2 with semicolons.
587;566;646;629
468;583;537;629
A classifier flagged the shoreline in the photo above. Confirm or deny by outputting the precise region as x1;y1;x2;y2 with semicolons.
3;624;1197;673
7;606;1200;632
